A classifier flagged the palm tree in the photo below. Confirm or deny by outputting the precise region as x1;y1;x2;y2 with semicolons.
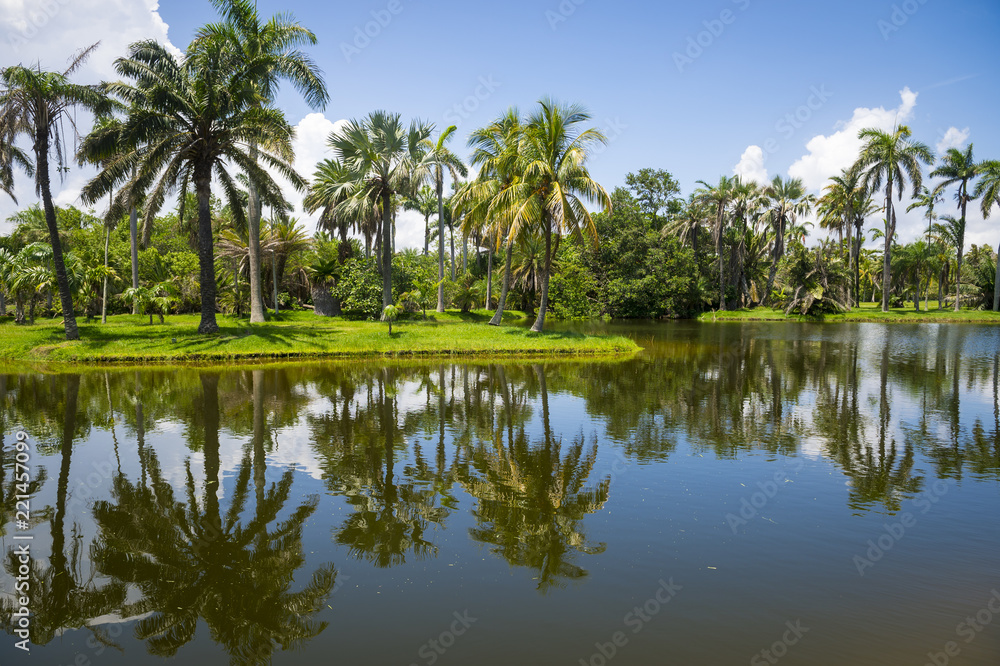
931;144;981;311
974;159;1000;310
404;185;439;256
417;126;468;312
81;40;303;334
761;176;812;303
456;108;526;326
328;111;432;308
694;175;736;309
852;126;934;312
196;0;328;324
509;99;611;332
0;45;108;340
907;186;944;308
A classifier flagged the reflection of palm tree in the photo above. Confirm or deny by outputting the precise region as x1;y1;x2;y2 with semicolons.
91;373;336;664
459;365;609;593
2;375;127;647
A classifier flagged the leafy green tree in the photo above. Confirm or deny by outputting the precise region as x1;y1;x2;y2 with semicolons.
81;40;302;334
973;159;1000;310
852;126;934;312
625;167;681;226
0;45;108;340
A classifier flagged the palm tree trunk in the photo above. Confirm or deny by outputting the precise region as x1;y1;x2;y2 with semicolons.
530;220;552;332
423;214;430;256
101;220;110;324
272;251;279;316
489;241;513;326
462;237;467;274
436;171;446;312
939;265;946;310
194;163;219;334
449;222;456;280
35;130;79;340
881;182;894;313
955;198;966;312
993;239;1000;311
381;191;393;308
129;206;139;315
486;245;493;309
247;143;266;323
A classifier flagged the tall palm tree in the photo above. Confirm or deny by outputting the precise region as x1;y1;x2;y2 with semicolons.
906;186;944;308
417;126;467;312
694;175;736;309
761;176;813;303
0;45;108;340
456;107;526;326
404;185;439;256
81;40;303;334
931;144;981;311
852;126;934;312
974;159;1000;310
196;0;328;324
328;111;432;308
509;99;611;332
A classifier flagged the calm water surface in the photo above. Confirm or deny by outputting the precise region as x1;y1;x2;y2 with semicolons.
1;322;999;665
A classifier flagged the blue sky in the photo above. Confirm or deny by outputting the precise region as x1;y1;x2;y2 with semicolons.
1;0;998;247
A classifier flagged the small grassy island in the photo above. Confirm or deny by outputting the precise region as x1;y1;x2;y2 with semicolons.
700;302;1000;323
0;310;639;366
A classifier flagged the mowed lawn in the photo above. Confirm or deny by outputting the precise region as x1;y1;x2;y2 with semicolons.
0;309;639;365
700;302;1000;323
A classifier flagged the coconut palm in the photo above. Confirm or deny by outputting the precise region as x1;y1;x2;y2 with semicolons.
762;176;814;303
456;108;528;325
931;144;981;311
328;111;433;308
852;126;934;312
974;159;1000;310
694;175;737;309
906;186;944;308
0;45;109;340
507;100;611;332
195;0;328;324
81;39;303;334
415;126;468;311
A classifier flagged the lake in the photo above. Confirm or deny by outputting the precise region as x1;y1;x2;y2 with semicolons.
2;322;999;665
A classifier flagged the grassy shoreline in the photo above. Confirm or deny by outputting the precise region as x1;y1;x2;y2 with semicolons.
698;303;1000;324
0;309;639;368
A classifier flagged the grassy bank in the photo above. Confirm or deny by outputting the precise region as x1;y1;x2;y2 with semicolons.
699;302;1000;323
0;309;639;366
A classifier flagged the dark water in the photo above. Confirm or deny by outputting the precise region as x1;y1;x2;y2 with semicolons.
1;322;999;665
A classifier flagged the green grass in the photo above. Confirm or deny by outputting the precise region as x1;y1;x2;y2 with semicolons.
0;309;639;367
699;302;1000;323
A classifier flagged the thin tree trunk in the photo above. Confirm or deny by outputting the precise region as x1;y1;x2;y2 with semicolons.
423;213;430;256
489;241;513;326
247;143;266;323
437;169;446;312
530;219;552;332
129;206;139;315
462;237;467;274
955;197;967;312
381;191;393;308
194;163;219;334
993;240;1000;311
881;181;894;313
449;222;456;280
101;219;110;324
486;245;493;309
36;131;79;340
272;251;279;316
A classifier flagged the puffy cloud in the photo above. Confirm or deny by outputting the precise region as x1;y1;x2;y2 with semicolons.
0;0;180;232
788;87;918;192
733;145;769;185
936;126;970;154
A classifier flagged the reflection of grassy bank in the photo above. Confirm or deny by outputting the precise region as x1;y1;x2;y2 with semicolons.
698;302;1000;323
0;309;639;366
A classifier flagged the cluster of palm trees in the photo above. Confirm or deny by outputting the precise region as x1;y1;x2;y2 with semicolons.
667;126;1000;313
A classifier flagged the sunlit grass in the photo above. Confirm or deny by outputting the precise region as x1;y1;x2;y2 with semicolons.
699;302;1000;323
0;309;639;365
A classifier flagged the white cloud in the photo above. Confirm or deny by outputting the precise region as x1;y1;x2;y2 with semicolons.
733;145;769;185
0;0;180;232
788;87;918;193
936;126;970;154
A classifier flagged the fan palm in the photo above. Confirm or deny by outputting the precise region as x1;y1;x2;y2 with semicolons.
328;111;433;308
852;125;933;312
404;185;439;256
974;159;1000;310
507;99;611;332
195;0;328;324
81;39;303;334
761;176;813;303
0;44;108;340
931;144;981;311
